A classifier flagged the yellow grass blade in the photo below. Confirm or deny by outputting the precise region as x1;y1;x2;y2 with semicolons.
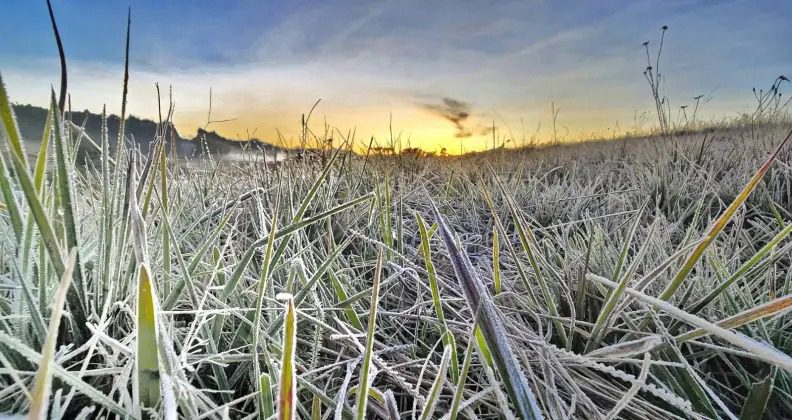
685;222;792;315
277;293;297;420
675;294;792;344
659;127;792;302
588;273;792;371
137;263;162;416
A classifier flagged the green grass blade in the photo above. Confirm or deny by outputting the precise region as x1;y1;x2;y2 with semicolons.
449;323;479;420
259;373;275;420
0;72;29;167
50;91;88;320
311;395;321;420
252;202;278;417
491;168;567;346
28;249;77;420
328;270;364;330
416;213;459;382
221;193;372;299
356;250;383;419
33;103;53;195
585;203;648;353
739;369;775;420
0;152;23;241
419;346;451;420
493;224;501;295
686;222;792;315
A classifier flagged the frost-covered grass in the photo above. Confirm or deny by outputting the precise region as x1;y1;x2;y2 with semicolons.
2;71;792;419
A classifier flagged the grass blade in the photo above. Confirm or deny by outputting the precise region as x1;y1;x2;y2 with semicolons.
449;322;479;420
51;90;88;321
0;72;29;166
328;270;364;330
277;293;297;420
252;202;278;417
419;346;452;420
221;193;372;299
588;273;792;371
739;369;775;420
416;213;459;382
490;168;567;346
33;102;53;195
356;250;383;419
493;225;501;295
137;263;161;416
259;373;275;419
28;249;77;420
685;222;792;315
659;127;792;302
0;332;129;417
0;152;23;241
585;204;649;352
266;238;350;336
675;294;792;345
0;77;89;332
430;199;544;419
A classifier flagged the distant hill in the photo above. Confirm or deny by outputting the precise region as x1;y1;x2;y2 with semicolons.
11;104;285;159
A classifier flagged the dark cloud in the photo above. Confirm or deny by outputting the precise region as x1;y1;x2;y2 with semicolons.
476;125;494;136
421;97;474;138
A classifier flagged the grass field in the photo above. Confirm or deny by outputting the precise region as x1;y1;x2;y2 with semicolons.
2;64;792;419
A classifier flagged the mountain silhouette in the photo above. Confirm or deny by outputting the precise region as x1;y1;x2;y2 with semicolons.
11;103;285;159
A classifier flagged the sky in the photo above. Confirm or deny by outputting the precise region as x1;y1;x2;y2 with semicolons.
1;0;790;153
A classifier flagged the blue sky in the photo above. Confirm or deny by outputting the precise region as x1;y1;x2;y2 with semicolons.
1;0;790;152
